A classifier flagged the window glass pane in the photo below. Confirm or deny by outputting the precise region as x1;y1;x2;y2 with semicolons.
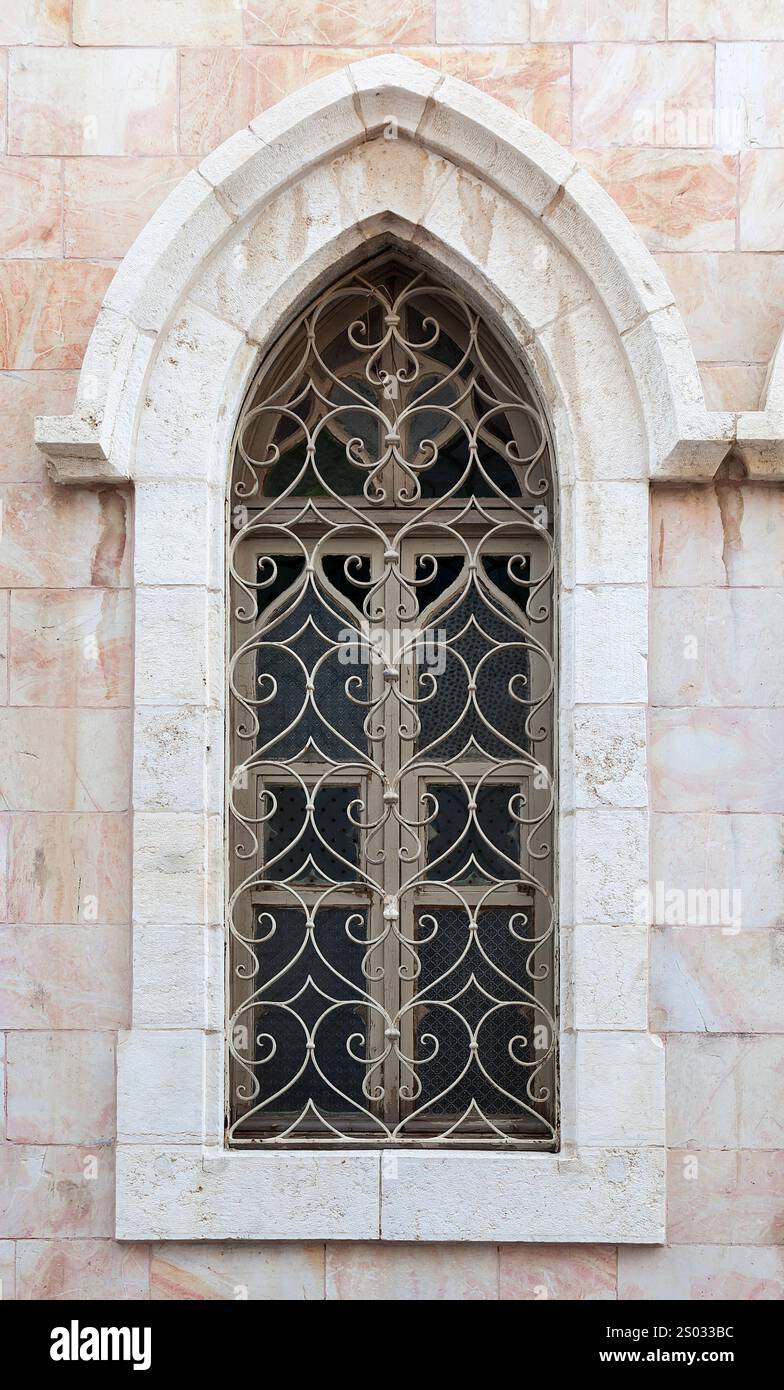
237;907;372;1136
409;906;551;1137
263;783;362;884
425;783;522;884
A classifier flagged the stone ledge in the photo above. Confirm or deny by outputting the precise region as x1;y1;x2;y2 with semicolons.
115;1145;666;1244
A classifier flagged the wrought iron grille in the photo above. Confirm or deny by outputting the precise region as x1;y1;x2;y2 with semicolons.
227;252;557;1147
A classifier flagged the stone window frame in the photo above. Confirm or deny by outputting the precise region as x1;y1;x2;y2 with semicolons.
36;56;779;1244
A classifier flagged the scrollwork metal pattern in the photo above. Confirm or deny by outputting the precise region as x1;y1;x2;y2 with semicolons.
228;253;557;1147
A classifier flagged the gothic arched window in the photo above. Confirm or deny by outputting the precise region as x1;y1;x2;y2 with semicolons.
227;252;556;1149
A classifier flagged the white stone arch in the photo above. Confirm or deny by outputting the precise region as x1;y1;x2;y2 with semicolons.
36;54;761;1244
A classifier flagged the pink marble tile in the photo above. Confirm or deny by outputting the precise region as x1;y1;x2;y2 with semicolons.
573;43;714;148
0;1242;14;1302
9;590;133;707
0;708;130;812
179;45;378;156
151;1243;324;1299
436;0;528;43
0;926;129;1029
440;45;571;143
243;0;432;44
73;0;243;45
0;1144;114;1237
0;157;61;258
0;1;71;44
9;47;178;156
0;592;8;705
6;1031;115;1143
326;1243;499;1299
657;251;784;362
17;1239;149;1300
0;1033;6;1142
0;483;130;587
652;812;784;932
651;927;784;1033
0;372;77;483
0;821;8;925
531;0;664;40
667;1035;784;1149
716;42;784;148
0;53;7;154
651;708;784;813
574;148;736;252
651;588;784;707
651;483;784;587
699;362;766;411
179;44;441;153
0;261;114;371
668;1150;784;1245
671;1;784;41
64;157;196;259
500;1244;617;1299
739;150;784;251
5;812;130;925
619;1244;784;1299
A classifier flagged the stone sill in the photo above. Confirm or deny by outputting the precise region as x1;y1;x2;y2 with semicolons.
116;1144;665;1243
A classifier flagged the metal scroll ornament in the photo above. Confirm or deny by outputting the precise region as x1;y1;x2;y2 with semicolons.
227;253;557;1147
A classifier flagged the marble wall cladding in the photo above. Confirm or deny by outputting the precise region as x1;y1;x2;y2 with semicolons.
9;590;133;707
572;43;714;148
325;1243;500;1300
8;47;178;156
652;812;784;931
0;1;783;1300
241;1;432;46
63;158;198;260
16;1240;150;1301
656;251;784;363
0;1145;115;1238
4;812;131;924
0;372;77;483
0;261;116;370
151;1243;326;1300
650;928;784;1033
667;1035;784;1149
651;484;784;588
667;1149;784;1245
618;1245;784;1300
573;148;737;251
0;2;71;47
0;927;130;1030
0;157;61;258
6;1031;116;1144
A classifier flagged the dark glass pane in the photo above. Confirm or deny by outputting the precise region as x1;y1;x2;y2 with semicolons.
255;580;368;762
417;581;531;760
480;552;530;616
262;432;365;498
408;553;464;616
412;906;546;1127
263;783;361;883
247;907;369;1130
321;552;372;616
418;433;522;498
256;554;305;617
425;783;521;884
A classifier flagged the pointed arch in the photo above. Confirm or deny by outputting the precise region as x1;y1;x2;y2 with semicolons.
36;53;741;487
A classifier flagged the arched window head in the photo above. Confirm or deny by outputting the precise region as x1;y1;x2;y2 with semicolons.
227;251;556;1148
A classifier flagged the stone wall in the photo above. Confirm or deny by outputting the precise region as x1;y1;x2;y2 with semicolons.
0;1;782;1299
